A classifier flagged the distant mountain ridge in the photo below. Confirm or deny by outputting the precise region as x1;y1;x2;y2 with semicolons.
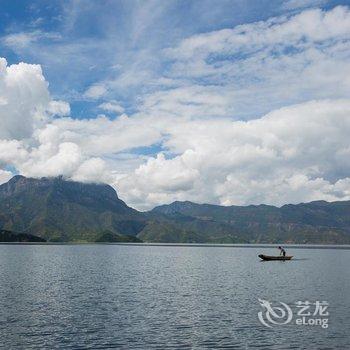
152;199;350;227
151;200;350;244
0;175;350;244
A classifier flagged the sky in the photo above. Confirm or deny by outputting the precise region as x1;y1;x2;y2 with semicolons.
0;0;350;210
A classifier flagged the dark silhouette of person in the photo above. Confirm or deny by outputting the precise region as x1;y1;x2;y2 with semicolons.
278;246;286;257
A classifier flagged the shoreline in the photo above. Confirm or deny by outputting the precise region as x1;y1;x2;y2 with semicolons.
0;242;350;249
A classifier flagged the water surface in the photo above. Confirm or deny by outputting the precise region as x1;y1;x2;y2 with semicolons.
0;245;349;349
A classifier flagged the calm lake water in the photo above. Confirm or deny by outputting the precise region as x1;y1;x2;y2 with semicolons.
0;245;349;349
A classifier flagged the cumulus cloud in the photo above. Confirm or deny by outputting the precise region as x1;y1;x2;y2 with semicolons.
0;58;69;140
0;139;28;165
71;158;112;184
115;99;350;209
48;100;71;116
19;142;83;178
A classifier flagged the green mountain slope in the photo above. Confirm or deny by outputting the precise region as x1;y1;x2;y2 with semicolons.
0;175;147;242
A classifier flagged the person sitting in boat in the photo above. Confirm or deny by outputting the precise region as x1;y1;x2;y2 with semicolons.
278;246;286;257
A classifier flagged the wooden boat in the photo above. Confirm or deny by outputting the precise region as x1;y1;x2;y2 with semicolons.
258;254;293;261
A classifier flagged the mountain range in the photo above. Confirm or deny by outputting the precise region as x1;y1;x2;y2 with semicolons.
0;175;349;244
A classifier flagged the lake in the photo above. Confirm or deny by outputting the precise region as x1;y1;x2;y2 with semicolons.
0;245;349;349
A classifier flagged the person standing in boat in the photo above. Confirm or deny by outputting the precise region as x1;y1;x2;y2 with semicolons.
278;246;286;257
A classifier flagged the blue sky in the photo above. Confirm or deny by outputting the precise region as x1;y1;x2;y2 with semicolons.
0;0;350;209
0;0;345;118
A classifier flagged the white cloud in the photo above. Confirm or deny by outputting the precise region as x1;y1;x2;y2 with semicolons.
83;84;107;99
98;101;124;114
0;111;161;184
71;158;112;184
0;139;28;165
0;58;70;140
3;32;37;49
161;6;350;119
115;99;350;209
166;7;350;60
2;31;61;50
48;100;70;116
0;169;12;185
0;131;109;183
48;114;161;156
18;142;83;178
139;85;235;119
134;153;199;193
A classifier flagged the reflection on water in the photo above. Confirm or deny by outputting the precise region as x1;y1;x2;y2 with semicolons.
0;245;349;349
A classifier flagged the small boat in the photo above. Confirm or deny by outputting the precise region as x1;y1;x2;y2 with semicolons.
258;254;293;261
